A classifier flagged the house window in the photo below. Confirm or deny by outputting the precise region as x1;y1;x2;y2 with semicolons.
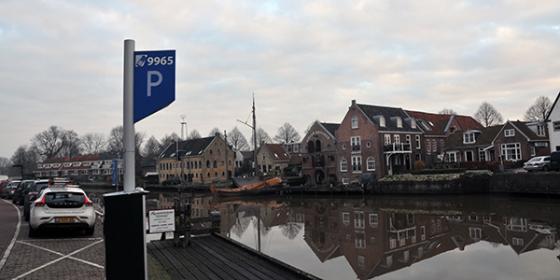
384;134;391;145
530;146;536;156
352;116;359;129
340;158;348;172
469;227;482;240
512;237;524;246
352;155;362;172
504;129;515;137
406;135;411;144
342;212;350;225
537;125;545;136
355;232;366;249
501;143;521;161
341;177;350;185
366;141;371;148
369;214;378;227
351;136;361;152
379;116;386;127
393;134;400;144
463;132;475;144
447;152;458;163
464;151;474;162
354;212;365;229
366;157;376;171
431;140;437;153
479;150;486;162
342;143;346;150
425;139;432;154
415;135;421;149
554;121;560;131
410;119;417;129
396;117;403;128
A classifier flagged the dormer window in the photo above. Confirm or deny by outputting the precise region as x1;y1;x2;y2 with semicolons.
378;116;386;127
410;119;417;129
537;125;545;136
504;129;515;137
396;117;403;128
463;132;476;144
351;116;358;129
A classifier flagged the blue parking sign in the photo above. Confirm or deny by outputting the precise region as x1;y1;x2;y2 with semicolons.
133;50;175;123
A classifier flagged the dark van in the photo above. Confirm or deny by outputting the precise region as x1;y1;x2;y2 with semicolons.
550;151;560;171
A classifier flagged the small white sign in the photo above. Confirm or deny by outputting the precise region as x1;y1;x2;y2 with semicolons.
148;209;175;233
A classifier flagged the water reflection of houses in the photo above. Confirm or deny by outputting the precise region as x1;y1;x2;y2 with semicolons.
292;200;559;280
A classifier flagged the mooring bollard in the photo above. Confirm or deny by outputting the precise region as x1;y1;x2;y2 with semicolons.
174;198;191;247
210;210;221;233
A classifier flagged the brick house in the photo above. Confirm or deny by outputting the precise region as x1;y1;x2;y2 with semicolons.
157;135;234;184
255;143;290;176
444;121;549;164
34;154;123;180
301;121;339;185
406;111;483;167
336;100;423;183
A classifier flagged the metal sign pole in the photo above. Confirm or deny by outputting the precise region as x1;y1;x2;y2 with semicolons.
123;39;136;193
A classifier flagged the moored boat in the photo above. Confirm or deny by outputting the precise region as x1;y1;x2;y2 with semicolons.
210;177;284;196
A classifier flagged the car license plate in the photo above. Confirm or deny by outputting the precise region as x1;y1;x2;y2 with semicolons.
55;217;75;223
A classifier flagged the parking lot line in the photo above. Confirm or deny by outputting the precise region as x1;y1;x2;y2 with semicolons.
0;200;21;272
12;239;104;280
18;237;103;242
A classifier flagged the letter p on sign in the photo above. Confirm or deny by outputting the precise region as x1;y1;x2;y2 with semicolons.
147;71;163;97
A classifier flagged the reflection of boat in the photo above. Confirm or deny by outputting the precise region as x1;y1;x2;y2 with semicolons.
211;177;284;196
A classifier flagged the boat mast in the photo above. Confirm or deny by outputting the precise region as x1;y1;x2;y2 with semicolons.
252;94;258;175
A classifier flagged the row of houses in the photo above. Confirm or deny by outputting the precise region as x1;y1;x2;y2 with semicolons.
33;154;123;179
157;93;560;185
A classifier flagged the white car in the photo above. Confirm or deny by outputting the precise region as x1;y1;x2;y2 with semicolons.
29;187;96;237
523;156;551;172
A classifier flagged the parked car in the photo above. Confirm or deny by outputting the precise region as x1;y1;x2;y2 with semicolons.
23;180;50;221
523;156;551;171
12;180;35;205
29;186;96;237
0;180;8;195
0;180;20;199
549;151;560;171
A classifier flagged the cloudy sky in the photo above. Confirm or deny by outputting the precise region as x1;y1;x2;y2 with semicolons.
1;0;560;158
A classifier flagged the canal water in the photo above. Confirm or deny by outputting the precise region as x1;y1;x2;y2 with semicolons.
141;192;560;280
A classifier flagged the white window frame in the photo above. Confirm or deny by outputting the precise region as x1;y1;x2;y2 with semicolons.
479;150;486;162
341;177;350;185
504;129;515;137
501;143;521;161
415;135;421;149
464;150;474;162
366;157;376;171
447;152;458;163
530;146;536;156
340;158;348;172
463;132;475;144
351;155;362;172
537;125;545;136
342;212;350;225
554;121;560;131
351;136;361;152
369;214;378;227
354;212;365;229
351;115;358;129
405;135;411;144
393;134;400;144
379;116;386;127
396;117;403;128
384;134;391;145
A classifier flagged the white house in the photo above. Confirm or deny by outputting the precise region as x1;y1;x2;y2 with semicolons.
546;92;560;152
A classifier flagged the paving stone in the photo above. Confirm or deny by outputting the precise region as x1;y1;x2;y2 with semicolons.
0;243;59;280
21;258;104;280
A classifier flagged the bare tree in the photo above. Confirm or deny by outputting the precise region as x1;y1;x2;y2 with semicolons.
11;145;39;177
160;133;180;151
439;108;457;115
208;127;222;137
280;223;302;240
81;133;106;155
274;123;301;144
143;136;161;159
474;102;503;127
228;127;250;151
524;96;552;122
32;126;66;159
188;130;201;140
0;157;11;175
256;127;272;146
106;126;145;156
60;130;81;158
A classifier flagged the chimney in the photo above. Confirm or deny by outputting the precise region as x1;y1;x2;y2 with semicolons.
351;99;356;106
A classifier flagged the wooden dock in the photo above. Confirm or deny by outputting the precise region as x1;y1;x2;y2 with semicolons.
148;234;320;280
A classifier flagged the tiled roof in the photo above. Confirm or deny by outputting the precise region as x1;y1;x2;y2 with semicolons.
406;110;483;135
320;123;340;137
405;111;451;135
160;136;215;159
44;154;102;163
446;125;502;150
261;144;290;161
357;104;421;132
511;121;548;141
